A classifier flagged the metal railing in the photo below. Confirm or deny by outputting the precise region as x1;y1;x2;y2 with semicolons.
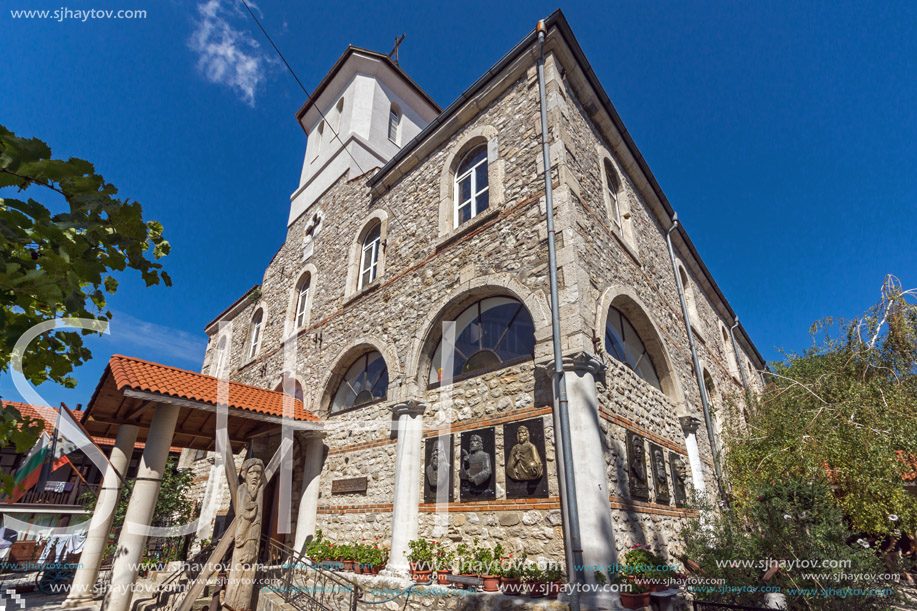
19;481;98;506
259;536;361;611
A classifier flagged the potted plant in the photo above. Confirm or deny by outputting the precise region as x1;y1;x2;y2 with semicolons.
475;541;503;592
543;563;565;599
433;542;454;584
499;552;526;595
338;543;355;572
524;564;547;598
407;539;433;583
620;580;651;610
456;542;477;589
624;547;667;592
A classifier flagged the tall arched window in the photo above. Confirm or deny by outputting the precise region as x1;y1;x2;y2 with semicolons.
454;145;489;227
678;265;699;326
359;222;381;290
428;297;535;384
388;103;401;143
332;351;388;413
335;97;345;131
294;273;311;329
604;159;621;228
605;306;661;392
312;121;324;160
212;336;227;377
276;375;304;403
247;309;264;360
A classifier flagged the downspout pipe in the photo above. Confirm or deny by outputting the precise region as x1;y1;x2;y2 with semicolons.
729;318;750;391
537;20;584;608
666;215;728;503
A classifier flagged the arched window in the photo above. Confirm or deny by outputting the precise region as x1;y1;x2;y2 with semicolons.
454;145;489;227
604;306;661;392
294;273;311;329
359;222;382;290
332;351;388;412
212;336;227;377
388;103;401;143
721;325;738;376
313;121;324;159
428;297;535;384
678;265;699;326
335;97;345;131
276;375;304;403
604;159;621;228
247;309;264;360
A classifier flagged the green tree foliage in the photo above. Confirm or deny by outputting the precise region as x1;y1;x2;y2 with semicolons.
725;276;917;536
683;480;892;610
0;124;171;491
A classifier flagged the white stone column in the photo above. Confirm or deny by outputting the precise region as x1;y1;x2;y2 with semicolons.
383;400;426;578
562;352;620;608
679;416;707;497
293;432;325;554
104;404;180;611
63;424;138;607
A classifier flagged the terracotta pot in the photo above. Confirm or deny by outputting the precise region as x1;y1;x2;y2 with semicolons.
371;565;382;575
547;581;562;600
500;577;523;595
620;591;651;610
527;581;547;598
437;569;451;585
412;569;432;584
481;575;500;592
459;573;477;590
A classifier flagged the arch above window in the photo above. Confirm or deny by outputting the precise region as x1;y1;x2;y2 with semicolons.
276;373;304;403
438;126;504;237
605;305;662;392
294;272;312;329
388;103;401;143
597;148;637;253
454;145;489;227
246;308;265;360
211;335;228;377
346;210;388;299
332;351;389;413
359;222;381;290
428;296;535;385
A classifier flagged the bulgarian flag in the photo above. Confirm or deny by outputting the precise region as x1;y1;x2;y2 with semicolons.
5;432;51;503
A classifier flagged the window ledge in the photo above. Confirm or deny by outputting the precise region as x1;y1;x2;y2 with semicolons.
343;279;382;308
436;207;500;253
690;323;705;344
610;228;640;266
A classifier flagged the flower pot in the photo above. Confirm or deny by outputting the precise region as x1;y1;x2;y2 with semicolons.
371;565;382;575
341;560;354;572
500;577;523;595
527;581;548;598
459;573;477;590
437;569;451;585
481;575;500;592
547;581;562;600
412;569;432;584
620;591;651;609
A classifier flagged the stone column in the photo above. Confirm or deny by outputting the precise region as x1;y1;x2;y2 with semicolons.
293;432;325;554
561;352;620;609
679;416;707;497
383;400;426;578
105;404;180;611
63;424;138;607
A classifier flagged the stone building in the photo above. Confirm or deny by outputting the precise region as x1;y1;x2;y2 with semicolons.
186;9;764;593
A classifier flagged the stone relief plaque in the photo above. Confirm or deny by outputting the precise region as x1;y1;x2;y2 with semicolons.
626;430;649;500
423;435;454;503
503;418;548;499
459;428;496;501
331;477;368;495
649;443;670;504
670;452;689;508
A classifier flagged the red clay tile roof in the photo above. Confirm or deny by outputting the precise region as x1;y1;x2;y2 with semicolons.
107;355;320;422
0;401;180;451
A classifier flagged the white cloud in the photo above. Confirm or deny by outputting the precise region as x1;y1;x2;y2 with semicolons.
104;311;206;367
189;0;275;106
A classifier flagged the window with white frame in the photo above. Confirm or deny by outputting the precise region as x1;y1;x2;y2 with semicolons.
388;104;401;143
247;309;264;359
294;273;311;329
359;223;381;290
604;159;621;228
454;145;489;227
331;351;388;413
212;336;227;377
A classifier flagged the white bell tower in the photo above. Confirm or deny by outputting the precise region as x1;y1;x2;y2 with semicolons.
289;47;440;225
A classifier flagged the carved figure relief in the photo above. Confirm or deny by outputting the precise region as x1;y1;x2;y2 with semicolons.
626;431;649;500
225;458;265;611
649;443;670;504
423;435;454;503
670;452;688;507
503;418;549;499
459;429;496;501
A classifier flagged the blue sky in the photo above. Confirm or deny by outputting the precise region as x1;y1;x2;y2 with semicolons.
2;0;915;409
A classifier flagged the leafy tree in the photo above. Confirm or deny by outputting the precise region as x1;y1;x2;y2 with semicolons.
725;275;917;536
0;124;171;490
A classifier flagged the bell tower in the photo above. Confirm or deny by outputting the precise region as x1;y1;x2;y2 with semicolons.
289;47;440;225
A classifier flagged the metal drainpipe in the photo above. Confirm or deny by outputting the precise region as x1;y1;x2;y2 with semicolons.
666;215;728;503
729;318;750;391
537;20;584;608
